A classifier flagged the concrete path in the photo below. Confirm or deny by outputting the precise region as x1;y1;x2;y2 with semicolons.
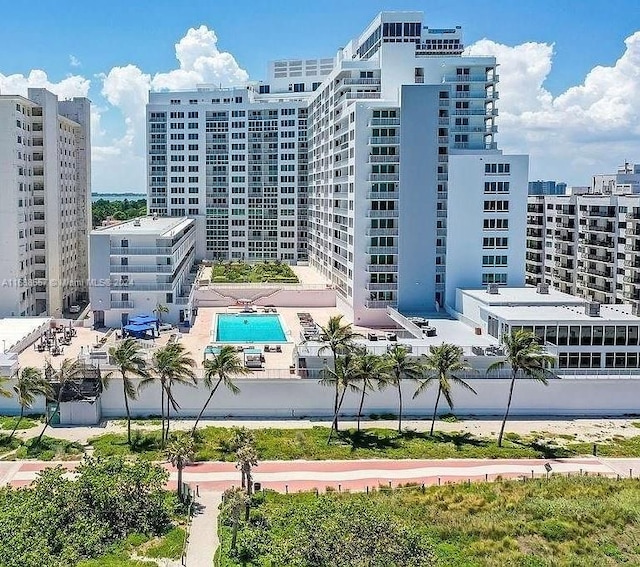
185;491;222;567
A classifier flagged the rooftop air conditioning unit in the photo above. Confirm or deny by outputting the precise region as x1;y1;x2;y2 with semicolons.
537;283;550;294
487;283;499;295
585;301;601;317
133;218;141;227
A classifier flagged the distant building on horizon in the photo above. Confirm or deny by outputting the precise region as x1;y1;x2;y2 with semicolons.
528;180;567;195
0;88;91;317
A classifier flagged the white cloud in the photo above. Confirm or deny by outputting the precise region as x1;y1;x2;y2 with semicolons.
96;25;248;190
0;69;90;100
465;32;640;183
69;54;81;68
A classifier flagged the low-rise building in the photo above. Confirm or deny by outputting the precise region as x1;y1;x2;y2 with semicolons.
89;216;196;327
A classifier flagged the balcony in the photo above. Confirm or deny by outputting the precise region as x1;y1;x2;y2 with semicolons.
367;210;399;218
583;237;614;248
364;300;398;309
445;74;499;83
345;91;381;100
109;265;173;273
587;223;615;233
367;246;398;254
368;155;400;163
579;280;613;294
110;247;173;255
365;228;398;236
369;118;400;126
581;251;614;262
366;264;398;273
342;77;381;86
367;191;398;199
369;136;400;145
624;274;640;285
365;283;397;291
110;283;173;291
368;173;399;182
110;301;135;309
585;209;614;218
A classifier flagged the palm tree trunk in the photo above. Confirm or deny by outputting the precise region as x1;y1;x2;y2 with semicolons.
160;386;166;446
328;387;347;444
498;371;517;447
357;384;367;432
177;465;183;500
397;379;403;433
9;407;24;440
332;346;339;415
165;387;171;443
122;374;132;446
430;386;442;436
191;379;222;436
36;397;60;446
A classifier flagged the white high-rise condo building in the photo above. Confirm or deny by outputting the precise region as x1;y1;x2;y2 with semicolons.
145;12;528;325
0;88;91;317
526;182;640;305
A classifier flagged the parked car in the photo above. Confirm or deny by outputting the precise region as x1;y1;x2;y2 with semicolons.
69;305;81;314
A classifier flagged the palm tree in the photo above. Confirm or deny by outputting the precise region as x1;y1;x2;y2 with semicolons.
153;303;169;324
488;330;555;447
142;343;196;446
415;343;476;436
0;376;11;400
316;315;361;419
354;353;391;431
236;440;258;521
385;344;425;433
35;358;83;445
165;433;195;501
10;367;51;440
105;339;148;445
321;348;362;443
191;346;250;436
223;487;250;553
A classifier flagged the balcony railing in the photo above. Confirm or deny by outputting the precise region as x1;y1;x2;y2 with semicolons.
365;228;398;236
368;155;400;163
109;265;173;273
367;210;399;218
110;247;173;255
367;246;398;254
368;136;400;145
365;283;397;291
364;299;398;309
110;301;135;309
368;173;399;182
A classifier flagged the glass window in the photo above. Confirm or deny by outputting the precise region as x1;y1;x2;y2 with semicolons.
568;353;579;368
545;326;557;344
534;326;545;343
558;353;568;368
592;326;603;346
569;326;580;346
627;353;638;368
605;353;615;368
616;326;627;346
579;353;591;368
592;353;601;368
523;326;533;335
615;353;626;368
629;326;639;346
604;326;615;346
557;326;568;346
580;326;592;346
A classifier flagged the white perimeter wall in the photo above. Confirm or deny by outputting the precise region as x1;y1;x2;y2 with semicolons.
0;376;638;419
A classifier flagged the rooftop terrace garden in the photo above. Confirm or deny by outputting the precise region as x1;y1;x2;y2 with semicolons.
209;261;299;284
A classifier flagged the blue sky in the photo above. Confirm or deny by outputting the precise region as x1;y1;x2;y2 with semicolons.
1;0;639;190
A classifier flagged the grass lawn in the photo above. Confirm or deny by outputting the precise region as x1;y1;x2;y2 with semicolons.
144;526;186;559
90;426;604;462
219;477;640;566
210;261;299;283
0;415;42;430
13;436;84;461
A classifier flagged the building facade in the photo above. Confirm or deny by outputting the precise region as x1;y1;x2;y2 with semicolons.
304;12;527;325
0;88;91;317
89;216;196;328
145;12;528;326
528;180;567;195
526;193;640;305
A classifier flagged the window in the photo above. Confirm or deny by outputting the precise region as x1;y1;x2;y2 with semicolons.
483;200;509;212
484;163;511;174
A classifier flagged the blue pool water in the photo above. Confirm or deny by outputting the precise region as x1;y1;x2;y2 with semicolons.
216;314;287;343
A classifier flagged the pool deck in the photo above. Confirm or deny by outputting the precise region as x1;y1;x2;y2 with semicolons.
185;306;379;373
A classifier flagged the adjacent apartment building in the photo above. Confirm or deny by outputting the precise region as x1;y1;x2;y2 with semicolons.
89;216;196;327
526;162;640;305
0;88;91;317
146;12;528;326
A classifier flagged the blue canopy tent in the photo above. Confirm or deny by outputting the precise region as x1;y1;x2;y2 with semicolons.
123;322;155;338
128;314;158;325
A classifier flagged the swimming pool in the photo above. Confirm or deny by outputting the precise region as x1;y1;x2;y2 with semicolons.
215;313;287;343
